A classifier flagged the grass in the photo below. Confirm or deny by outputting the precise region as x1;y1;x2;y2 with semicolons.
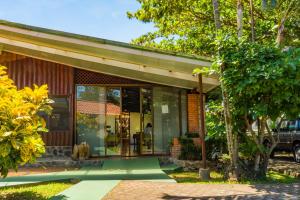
166;169;300;184
257;171;299;184
0;180;76;200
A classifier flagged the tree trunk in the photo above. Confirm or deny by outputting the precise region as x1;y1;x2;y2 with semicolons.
212;0;239;180
276;0;295;46
262;155;269;175
261;0;267;10
237;0;243;38
212;0;221;29
232;131;239;178
254;153;261;172
220;73;239;179
212;0;238;178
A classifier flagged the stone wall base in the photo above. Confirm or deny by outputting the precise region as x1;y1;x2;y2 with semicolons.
169;157;211;171
44;146;72;158
24;157;103;168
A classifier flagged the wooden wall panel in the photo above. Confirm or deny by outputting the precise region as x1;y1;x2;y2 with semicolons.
0;51;74;146
187;94;199;133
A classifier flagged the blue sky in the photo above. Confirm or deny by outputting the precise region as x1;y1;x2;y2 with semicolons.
0;0;154;42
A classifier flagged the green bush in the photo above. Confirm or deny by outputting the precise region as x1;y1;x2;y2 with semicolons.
184;132;199;138
178;137;201;160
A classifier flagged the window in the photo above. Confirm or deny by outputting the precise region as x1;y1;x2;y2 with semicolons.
288;120;297;131
280;120;297;131
279;120;288;131
48;96;70;131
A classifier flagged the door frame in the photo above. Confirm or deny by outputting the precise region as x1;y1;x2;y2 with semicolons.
75;84;154;157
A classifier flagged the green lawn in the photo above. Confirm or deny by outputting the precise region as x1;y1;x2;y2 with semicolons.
166;169;300;184
0;180;76;200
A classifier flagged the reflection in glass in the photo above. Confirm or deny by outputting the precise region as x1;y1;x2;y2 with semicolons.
75;85;187;157
105;88;121;156
180;90;188;135
153;87;180;154
76;86;106;156
141;88;153;154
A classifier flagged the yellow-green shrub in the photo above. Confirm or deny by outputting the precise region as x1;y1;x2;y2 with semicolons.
0;66;52;177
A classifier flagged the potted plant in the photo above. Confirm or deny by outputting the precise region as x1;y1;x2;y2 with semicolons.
173;137;179;145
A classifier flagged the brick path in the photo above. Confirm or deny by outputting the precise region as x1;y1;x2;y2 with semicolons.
103;181;300;200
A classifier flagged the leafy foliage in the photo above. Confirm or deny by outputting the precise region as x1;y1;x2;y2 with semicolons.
178;137;201;160
129;0;300;56
214;36;300;121
205;101;226;143
213;36;300;177
0;66;52;177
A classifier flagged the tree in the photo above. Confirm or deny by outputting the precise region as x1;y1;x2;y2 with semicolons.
214;39;300;178
0;66;52;177
275;0;299;46
237;0;243;38
128;0;300;57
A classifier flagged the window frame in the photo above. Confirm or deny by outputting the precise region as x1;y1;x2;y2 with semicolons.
47;95;71;132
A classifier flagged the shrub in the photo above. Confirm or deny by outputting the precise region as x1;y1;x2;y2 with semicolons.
178;137;201;160
0;66;52;177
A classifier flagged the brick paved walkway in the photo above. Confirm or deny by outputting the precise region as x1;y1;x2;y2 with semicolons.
103;181;300;200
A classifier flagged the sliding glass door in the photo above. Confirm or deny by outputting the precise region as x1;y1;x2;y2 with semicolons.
153;87;180;154
141;88;153;155
105;88;121;156
76;85;186;157
76;86;106;156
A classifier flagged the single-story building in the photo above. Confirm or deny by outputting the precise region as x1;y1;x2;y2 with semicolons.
0;20;219;157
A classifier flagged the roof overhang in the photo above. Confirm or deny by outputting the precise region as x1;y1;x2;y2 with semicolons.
0;20;219;91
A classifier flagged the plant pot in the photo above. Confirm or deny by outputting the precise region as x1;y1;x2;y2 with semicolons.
192;138;202;147
173;137;179;145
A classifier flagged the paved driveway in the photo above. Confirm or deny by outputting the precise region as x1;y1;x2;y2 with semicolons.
103;181;300;200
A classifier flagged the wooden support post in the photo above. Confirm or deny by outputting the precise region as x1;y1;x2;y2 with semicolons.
198;74;207;169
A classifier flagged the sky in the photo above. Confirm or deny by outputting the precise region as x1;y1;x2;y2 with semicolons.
0;0;155;43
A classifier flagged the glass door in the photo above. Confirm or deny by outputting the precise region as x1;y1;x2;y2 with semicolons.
141;88;153;155
105;88;122;156
76;86;106;156
76;85;155;157
122;87;141;156
120;112;130;156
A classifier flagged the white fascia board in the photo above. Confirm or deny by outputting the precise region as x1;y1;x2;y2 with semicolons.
0;37;219;86
0;25;212;67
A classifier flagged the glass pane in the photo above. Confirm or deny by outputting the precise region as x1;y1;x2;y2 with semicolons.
288;120;296;130
141;88;153;155
49;97;70;131
106;88;121;156
153;87;180;154
180;90;188;135
76;86;106;157
280;120;288;131
130;112;140;156
122;87;141;156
